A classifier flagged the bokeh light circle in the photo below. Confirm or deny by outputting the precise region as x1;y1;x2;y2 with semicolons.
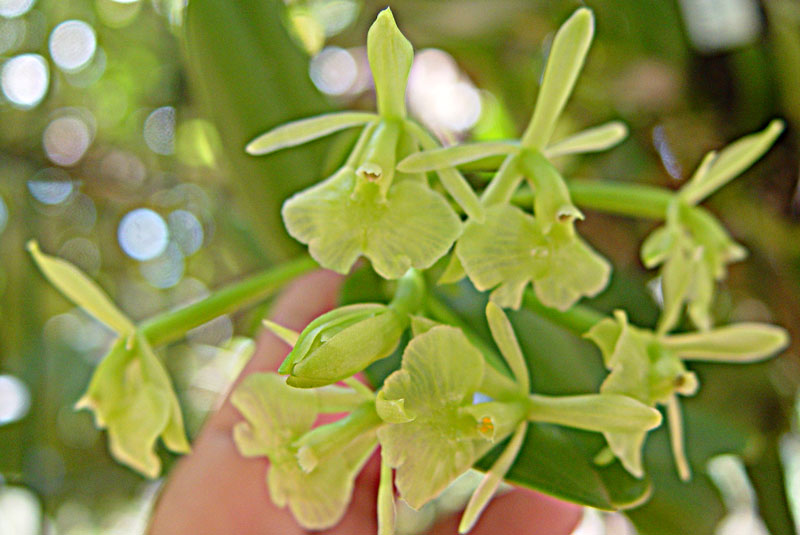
0;0;35;18
0;375;31;425
48;20;96;72
118;208;169;261
43;115;92;166
27;168;73;204
144;106;176;155
309;46;357;96
1;53;48;108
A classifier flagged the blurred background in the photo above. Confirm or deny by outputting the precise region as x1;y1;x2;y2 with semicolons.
2;0;800;533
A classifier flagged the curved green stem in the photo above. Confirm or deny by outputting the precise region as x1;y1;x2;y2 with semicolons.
140;255;317;346
568;180;674;219
511;180;674;220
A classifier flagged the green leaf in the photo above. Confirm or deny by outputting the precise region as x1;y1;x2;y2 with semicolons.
663;323;789;362
475;423;652;510
521;8;595;149
282;167;461;279
396;142;519;173
456;204;609;311
681;119;784;205
368;8;414;119
544;121;629;158
185;0;331;259
377;326;491;509
232;373;376;529
76;334;189;478
28;241;135;336
246;112;377;155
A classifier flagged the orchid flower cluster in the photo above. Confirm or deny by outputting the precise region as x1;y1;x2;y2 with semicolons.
28;6;790;535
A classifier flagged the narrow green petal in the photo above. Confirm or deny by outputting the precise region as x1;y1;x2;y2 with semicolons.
368;8;414;119
528;393;662;434
402;120;486;222
656;250;696;335
245;112;377;155
544;121;628;158
663;323;789;362
459;422;528;534
436;167;486;222
667;394;691;481
262;319;300;346
521;8;595;149
378;454;396;535
604;429;648;479
485;302;529;393
640;226;676;268
28;241;134;336
397;142;518;173
583;315;624;367
681;119;784;205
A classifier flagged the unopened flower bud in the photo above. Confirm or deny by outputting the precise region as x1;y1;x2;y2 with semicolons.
280;303;407;388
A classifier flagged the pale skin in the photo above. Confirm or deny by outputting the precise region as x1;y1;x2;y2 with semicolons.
148;270;582;535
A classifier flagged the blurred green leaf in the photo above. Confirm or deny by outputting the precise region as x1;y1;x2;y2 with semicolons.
184;0;332;260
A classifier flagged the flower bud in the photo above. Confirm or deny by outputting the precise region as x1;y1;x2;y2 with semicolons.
280;303;407;388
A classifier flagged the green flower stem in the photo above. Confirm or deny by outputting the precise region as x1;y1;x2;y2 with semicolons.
511;180;674;220
388;269;426;317
568;180;674;219
426;293;520;397
316;386;374;413
295;402;381;471
521;290;604;336
480;155;523;206
140;255;318;347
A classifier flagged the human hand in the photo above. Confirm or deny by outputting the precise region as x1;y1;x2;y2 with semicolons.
148;270;582;535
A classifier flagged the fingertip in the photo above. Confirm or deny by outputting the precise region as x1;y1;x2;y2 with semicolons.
432;489;582;535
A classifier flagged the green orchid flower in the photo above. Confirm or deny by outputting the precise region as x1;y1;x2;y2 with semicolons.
642;120;784;333
28;241;189;478
246;8;485;280
232;372;378;530
455;168;610;311
398;8;612;309
586;310;788;480
376;304;661;529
